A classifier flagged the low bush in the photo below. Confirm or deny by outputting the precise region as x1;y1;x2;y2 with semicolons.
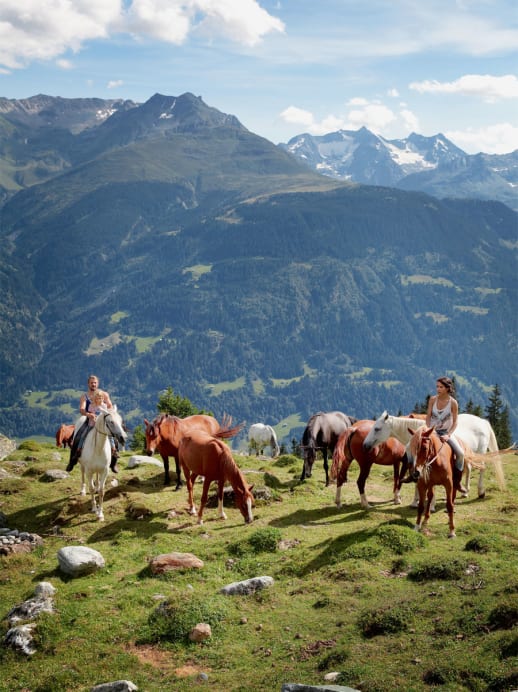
141;592;229;644
376;524;425;554
357;604;409;638
408;557;469;581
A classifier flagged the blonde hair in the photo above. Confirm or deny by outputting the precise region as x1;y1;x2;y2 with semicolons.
92;390;105;405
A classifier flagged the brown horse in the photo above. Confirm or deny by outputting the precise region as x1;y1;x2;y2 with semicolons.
408;426;465;538
56;424;75;448
178;429;254;525
144;414;243;490
330;420;409;509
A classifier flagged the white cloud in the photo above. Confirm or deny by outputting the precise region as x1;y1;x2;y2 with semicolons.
445;123;518;155
0;0;284;71
280;99;420;139
409;74;518;102
400;109;420;133
0;0;119;70
347;102;396;131
107;80;124;89
387;88;399;98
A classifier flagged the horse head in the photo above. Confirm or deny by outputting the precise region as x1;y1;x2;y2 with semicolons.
144;417;161;455
235;484;255;523
363;411;390;451
97;407;127;447
407;426;437;483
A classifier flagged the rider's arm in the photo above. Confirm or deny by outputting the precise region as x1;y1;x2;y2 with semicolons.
447;398;459;436
425;396;435;428
103;391;114;409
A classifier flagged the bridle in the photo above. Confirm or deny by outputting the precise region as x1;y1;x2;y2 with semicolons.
417;431;446;470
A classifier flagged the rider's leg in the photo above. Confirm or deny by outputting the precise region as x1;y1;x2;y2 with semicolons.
110;438;119;473
448;436;466;494
66;420;89;472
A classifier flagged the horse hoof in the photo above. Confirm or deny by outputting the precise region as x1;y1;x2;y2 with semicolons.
448;533;456;539
410;501;419;508
478;492;486;499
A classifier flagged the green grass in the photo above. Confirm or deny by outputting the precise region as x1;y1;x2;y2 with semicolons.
0;444;517;691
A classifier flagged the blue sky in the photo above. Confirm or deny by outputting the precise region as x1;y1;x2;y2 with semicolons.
1;1;517;154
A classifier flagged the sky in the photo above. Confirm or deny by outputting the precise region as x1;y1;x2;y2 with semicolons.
1;0;517;154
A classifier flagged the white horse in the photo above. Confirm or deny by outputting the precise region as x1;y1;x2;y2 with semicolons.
248;423;280;458
363;411;504;504
74;406;127;521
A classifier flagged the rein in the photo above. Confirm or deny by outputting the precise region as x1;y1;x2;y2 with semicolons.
422;437;446;468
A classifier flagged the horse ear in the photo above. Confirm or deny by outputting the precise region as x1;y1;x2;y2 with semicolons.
248;485;254;492
407;427;416;436
382;411;388;420
144;419;149;426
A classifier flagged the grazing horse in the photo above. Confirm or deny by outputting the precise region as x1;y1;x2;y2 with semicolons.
248;423;280;458
144;414;243;490
363;411;504;500
178;429;254;525
330;420;408;509
55;424;75;448
300;411;357;486
76;406;127;521
407;426;469;538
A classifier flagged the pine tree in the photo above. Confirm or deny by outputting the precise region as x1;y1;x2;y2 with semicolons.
485;384;512;448
156;386;207;417
463;399;484;417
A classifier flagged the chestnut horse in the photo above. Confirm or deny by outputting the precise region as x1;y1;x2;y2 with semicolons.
55;424;75;448
407;426;463;538
144;414;243;490
330;420;409;509
178;429;254;525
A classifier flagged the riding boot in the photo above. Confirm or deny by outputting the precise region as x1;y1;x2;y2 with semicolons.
66;446;79;473
453;466;467;494
110;450;119;473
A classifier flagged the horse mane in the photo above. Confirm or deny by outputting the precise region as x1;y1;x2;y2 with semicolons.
218;441;248;489
391;415;424;437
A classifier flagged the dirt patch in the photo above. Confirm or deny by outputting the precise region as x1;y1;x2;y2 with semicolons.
125;643;210;677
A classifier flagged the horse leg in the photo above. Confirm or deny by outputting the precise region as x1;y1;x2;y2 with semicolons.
216;479;227;521
445;482;456;538
80;464;86;496
414;484;425;532
477;466;485;499
421;487;434;534
96;470;108;521
173;455;183;491
410;485;419;508
197;478;213;525
323;450;330;486
356;463;372;509
392;462;402;505
88;473;97;515
182;465;197;516
162;454;171;486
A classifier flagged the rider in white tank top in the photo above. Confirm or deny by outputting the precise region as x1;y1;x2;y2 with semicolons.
425;376;466;493
430;398;454;434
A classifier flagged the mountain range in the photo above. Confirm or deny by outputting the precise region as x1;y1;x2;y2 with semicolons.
280;128;518;212
0;93;516;442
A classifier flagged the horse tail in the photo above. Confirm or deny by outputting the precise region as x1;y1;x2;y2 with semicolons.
330;432;347;481
216;420;245;439
487;424;499;453
469;446;511;491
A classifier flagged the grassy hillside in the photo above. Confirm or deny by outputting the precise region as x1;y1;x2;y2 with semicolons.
0;443;516;691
